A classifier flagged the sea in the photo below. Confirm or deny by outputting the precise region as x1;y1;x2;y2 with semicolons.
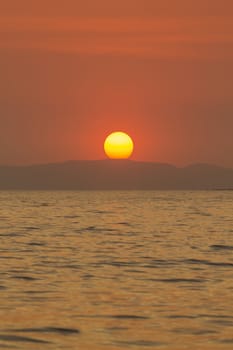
0;190;233;350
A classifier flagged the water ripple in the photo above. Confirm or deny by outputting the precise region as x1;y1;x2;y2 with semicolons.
0;335;51;344
7;327;80;335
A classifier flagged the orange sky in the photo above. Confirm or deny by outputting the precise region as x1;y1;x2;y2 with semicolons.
0;0;233;166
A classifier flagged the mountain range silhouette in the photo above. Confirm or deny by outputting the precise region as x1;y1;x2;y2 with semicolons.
0;160;232;190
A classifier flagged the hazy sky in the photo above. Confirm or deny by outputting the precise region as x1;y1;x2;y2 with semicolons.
0;1;233;166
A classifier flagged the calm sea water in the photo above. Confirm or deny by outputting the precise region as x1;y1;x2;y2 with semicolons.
0;191;233;349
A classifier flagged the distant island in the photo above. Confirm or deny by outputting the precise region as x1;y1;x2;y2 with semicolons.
0;160;232;190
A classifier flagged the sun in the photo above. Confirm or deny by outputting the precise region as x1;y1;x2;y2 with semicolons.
104;131;134;159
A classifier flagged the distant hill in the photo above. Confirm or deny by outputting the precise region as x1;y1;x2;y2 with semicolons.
0;160;232;190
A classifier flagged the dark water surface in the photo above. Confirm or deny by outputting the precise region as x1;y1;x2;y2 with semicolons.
0;191;233;349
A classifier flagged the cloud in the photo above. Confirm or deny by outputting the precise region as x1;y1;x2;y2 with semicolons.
0;16;233;59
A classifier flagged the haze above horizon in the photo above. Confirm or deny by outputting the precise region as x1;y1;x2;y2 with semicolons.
0;0;232;167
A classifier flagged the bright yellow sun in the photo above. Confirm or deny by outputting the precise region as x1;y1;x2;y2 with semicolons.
104;131;134;159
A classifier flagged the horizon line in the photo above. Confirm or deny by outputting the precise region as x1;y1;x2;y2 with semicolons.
0;159;232;170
